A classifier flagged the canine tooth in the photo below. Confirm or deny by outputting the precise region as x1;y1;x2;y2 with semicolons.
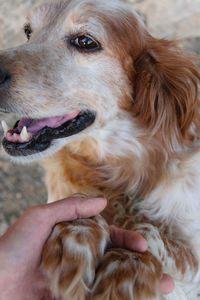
20;126;30;141
1;120;10;135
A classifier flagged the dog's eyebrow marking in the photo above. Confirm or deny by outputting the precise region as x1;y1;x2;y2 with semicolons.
23;23;32;40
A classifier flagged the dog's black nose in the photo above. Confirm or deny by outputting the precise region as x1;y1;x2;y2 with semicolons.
0;66;11;86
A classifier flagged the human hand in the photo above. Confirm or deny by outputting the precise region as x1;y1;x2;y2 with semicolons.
0;197;107;300
0;197;174;300
110;227;174;295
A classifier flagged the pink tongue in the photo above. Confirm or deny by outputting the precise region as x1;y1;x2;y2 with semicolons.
18;111;80;133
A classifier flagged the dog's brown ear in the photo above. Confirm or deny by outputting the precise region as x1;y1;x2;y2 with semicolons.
133;38;200;148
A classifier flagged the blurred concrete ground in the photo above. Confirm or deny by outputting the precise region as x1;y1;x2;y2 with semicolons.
0;0;200;233
0;154;46;235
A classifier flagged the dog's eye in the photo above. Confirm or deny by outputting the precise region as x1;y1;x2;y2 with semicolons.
70;35;101;51
24;24;32;40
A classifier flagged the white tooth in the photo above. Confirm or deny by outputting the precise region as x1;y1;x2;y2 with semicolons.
20;126;30;141
1;120;10;136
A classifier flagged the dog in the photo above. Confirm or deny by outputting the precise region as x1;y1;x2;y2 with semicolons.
1;0;200;299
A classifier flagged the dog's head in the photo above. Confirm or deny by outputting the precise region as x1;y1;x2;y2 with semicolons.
0;0;199;162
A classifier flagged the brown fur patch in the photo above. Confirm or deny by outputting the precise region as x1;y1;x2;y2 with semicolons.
92;248;162;300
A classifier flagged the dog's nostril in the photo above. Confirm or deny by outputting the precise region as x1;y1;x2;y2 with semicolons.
0;67;11;86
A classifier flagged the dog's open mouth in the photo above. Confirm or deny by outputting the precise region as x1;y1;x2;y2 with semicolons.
2;110;96;156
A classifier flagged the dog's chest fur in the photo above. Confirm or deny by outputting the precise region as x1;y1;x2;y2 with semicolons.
44;139;200;260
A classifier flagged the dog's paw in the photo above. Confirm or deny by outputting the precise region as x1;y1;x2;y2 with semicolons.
91;248;163;300
42;215;110;300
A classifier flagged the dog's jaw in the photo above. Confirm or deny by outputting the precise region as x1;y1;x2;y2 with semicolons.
2;126;94;163
2;135;75;163
1;110;96;163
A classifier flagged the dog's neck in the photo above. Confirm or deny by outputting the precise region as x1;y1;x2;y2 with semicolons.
43;134;167;204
